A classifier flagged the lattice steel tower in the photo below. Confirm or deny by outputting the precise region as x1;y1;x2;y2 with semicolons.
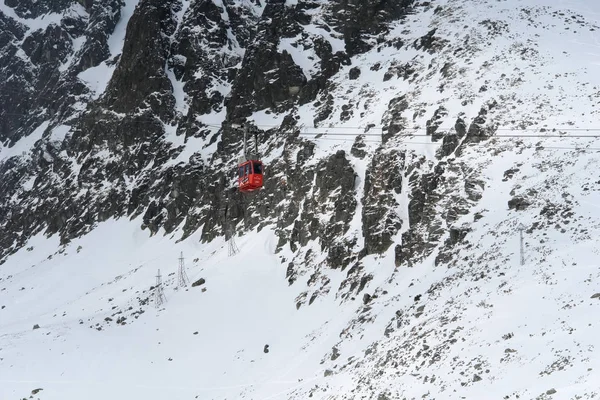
155;269;167;308
518;224;526;266
177;252;190;288
226;223;239;256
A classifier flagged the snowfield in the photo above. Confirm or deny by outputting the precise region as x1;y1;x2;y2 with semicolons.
2;144;600;399
2;0;600;399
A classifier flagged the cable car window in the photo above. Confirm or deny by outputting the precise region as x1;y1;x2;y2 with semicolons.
245;164;250;175
254;163;262;174
238;166;244;178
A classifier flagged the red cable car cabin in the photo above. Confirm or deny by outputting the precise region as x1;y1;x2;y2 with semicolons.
238;160;263;192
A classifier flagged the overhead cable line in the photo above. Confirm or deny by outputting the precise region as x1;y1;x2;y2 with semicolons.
4;110;600;140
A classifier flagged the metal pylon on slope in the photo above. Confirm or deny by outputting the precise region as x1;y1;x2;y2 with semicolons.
518;223;527;266
226;222;239;256
177;252;190;288
155;269;167;308
224;203;239;257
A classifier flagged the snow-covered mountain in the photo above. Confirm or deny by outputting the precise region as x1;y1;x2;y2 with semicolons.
2;0;600;399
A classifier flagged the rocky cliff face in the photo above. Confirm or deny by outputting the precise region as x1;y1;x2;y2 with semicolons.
2;0;594;295
0;0;423;274
2;0;599;308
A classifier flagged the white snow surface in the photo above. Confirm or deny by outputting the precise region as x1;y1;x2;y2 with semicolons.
3;0;600;399
77;62;117;100
0;121;48;162
49;125;72;143
108;0;141;58
76;0;140;98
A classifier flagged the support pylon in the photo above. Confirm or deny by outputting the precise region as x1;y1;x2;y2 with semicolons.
518;224;526;266
177;252;190;288
227;223;239;256
155;269;167;308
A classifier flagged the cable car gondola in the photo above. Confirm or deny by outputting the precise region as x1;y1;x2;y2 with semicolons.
234;123;264;193
238;159;263;192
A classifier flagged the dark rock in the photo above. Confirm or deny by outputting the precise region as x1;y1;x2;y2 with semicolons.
286;262;297;285
440;62;454;78
508;197;531;211
383;62;416;82
0;0;486;321
546;388;557;395
465;179;485;202
331;346;340;361
351;135;368;159
446;227;470;247
473;374;482;382
455;117;467;138
503;168;520;181
426;106;448;142
263;344;270;354
394;244;403;267
415;305;425;317
383;96;409;137
591;293;600;299
362;151;404;255
324;369;333;377
437;133;459;158
4;0;72;18
413;29;447;53
324;0;415;57
285;150;357;269
363;293;372;305
349;66;361;80
31;388;43;395
33;324;40;330
313;94;335;126
226;4;308;119
192;278;206;287
22;25;72;66
462;104;497;146
102;0;176;120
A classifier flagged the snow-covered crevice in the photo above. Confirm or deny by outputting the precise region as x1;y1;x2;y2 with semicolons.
165;64;189;116
58;36;87;72
278;35;320;80
77;62;117;100
75;0;141;99
165;0;191;116
107;0;141;58
0;121;49;163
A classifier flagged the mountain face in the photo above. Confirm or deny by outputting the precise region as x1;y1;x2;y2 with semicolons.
2;0;600;399
0;0;422;271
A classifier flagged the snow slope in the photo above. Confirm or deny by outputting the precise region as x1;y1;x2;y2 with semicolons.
0;219;348;400
3;0;600;399
2;139;600;399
